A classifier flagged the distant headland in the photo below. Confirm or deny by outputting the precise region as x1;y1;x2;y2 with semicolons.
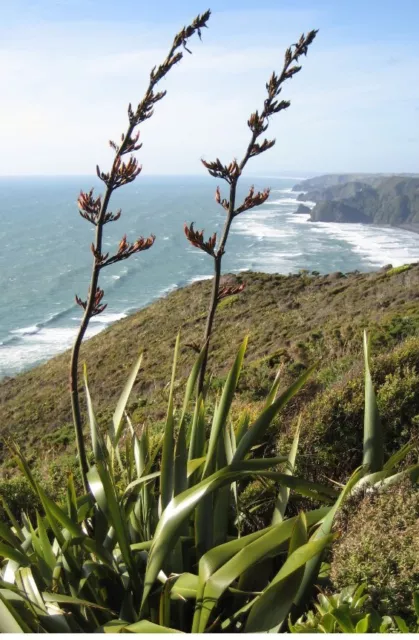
293;173;419;232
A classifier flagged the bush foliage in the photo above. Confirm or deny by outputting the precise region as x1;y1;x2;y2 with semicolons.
331;478;419;619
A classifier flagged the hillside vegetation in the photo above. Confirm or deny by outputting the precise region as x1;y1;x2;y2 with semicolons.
294;174;419;227
2;264;419;495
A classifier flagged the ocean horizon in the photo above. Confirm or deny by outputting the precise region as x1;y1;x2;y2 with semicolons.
1;173;419;380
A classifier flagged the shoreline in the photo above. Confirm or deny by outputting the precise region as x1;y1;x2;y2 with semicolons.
293;176;419;238
2;171;419;381
395;223;419;236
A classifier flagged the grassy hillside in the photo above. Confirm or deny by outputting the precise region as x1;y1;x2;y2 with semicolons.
2;264;419;496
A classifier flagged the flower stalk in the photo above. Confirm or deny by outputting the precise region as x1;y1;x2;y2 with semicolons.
184;29;318;394
70;10;211;492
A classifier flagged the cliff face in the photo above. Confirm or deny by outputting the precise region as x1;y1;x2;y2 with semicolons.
297;181;377;204
295;203;311;214
310;200;371;223
294;174;419;225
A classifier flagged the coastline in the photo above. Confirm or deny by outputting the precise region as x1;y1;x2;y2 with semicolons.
2;173;419;381
294;175;419;238
295;204;419;238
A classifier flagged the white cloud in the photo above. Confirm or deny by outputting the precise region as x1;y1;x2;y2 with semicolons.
0;10;418;175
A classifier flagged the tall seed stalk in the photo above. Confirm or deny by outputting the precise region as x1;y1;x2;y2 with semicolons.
184;30;318;394
70;10;211;492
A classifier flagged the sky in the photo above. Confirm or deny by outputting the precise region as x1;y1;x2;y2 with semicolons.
1;0;418;176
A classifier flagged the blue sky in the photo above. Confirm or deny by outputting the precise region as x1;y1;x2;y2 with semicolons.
1;0;418;175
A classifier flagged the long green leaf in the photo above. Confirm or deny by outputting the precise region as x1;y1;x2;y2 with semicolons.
27;517;48;568
195;338;247;556
373;463;419;490
23;522;51;586
363;331;383;472
180;345;207;423
42;591;111;610
113;352;143;444
174;421;188;498
202;336;248;478
192;527;275;633
36;513;56;573
160;333;180;511
123;471;161;500
66;473;78;523
226;424;239;519
174;348;207;498
383;442;412;471
0;542;30;566
0;521;24;550
221;533;335;633
293;467;364;611
272;418;300;524
102;619;182;633
188;395;206;466
15;566;46;613
253;470;337;502
87;462;136;586
264;364;282;408
244;512;309;632
194;508;328;632
356;614;371;633
194;401;219;555
212;436;230;548
170;573;199;600
84;364;107;463
0;593;32;633
12;445;65;545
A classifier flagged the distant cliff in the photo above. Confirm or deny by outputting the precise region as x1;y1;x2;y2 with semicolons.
293;174;395;192
310;200;371;223
293;174;419;226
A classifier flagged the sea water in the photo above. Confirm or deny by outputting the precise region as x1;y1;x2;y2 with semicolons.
1;174;419;378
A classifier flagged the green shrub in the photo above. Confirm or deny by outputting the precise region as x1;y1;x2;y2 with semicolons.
331;478;419;619
0;477;41;524
289;584;398;633
386;264;411;277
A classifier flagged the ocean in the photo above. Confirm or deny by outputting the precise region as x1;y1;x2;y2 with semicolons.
1;174;419;379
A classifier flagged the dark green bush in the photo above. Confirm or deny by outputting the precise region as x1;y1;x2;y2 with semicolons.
0;476;41;523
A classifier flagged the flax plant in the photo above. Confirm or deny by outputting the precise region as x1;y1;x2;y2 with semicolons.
184;30;318;393
0;333;415;632
70;10;211;492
